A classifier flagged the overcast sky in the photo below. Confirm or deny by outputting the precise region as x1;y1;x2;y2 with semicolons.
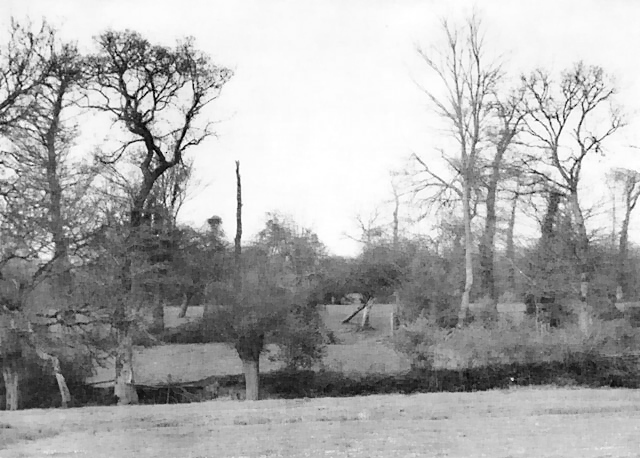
3;0;640;256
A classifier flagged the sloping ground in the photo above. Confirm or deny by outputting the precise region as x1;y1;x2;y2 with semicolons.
87;300;640;387
3;388;640;457
88;342;411;386
165;303;397;342
89;304;410;386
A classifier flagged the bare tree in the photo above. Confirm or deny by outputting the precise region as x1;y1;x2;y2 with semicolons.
2;43;93;281
414;15;501;326
522;63;623;307
478;88;525;304
234;161;242;294
0;20;54;131
86;30;232;405
0;27;96;411
608;167;640;301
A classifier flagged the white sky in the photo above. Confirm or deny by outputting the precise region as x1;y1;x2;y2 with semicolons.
3;0;640;256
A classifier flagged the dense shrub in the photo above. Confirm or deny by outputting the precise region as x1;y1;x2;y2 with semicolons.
397;254;460;326
394;315;640;373
271;304;328;370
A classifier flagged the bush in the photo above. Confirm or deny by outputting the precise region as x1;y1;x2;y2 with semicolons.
395;315;640;375
393;316;454;370
271;304;327;370
397;252;461;326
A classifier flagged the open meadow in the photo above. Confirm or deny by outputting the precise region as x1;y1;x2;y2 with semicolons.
2;387;640;457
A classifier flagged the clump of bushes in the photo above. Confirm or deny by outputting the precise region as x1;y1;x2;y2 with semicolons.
394;312;640;388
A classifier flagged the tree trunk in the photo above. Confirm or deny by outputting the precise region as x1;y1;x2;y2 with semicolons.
506;190;518;293
568;192;590;302
114;329;138;405
2;358;21;411
45;77;72;291
114;178;155;406
459;179;474;328
392;184;400;250
360;299;373;329
342;302;367;324
35;349;71;408
241;358;259;401
176;292;190;319
479;142;508;305
236;331;263;401
617;206;631;301
149;290;164;334
234;161;242;293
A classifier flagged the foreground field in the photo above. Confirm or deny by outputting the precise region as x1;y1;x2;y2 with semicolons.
2;388;640;457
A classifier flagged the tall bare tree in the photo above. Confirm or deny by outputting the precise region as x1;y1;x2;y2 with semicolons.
86;30;232;404
414;15;501;326
478;88;525;304
522;63;622;307
608;167;640;301
0;25;94;411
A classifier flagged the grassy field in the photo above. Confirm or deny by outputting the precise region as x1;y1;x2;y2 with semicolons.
2;387;640;457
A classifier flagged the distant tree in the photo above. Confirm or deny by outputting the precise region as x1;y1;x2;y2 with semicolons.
256;212;326;281
174;217;228;319
85;30;232;405
413;14;501;327
525;190;577;303
522;62;622;311
478;87;525;305
608;168;640;301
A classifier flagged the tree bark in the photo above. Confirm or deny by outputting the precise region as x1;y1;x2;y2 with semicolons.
617;204;631;301
392;183;400;250
236;332;263;401
479;139;510;305
568;192;590;302
114;329;138;405
241;359;259;401
459;178;474;328
234;161;242;293
45;78;71;290
149;289;164;334
342;302;367;324
2;358;21;411
176;292;191;319
112;175;156;405
35;349;71;408
360;299;373;329
506;190;518;293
